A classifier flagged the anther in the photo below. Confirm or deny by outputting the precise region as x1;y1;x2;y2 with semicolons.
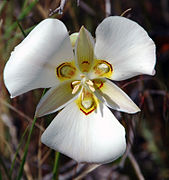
86;80;94;86
72;81;80;85
81;91;84;100
89;85;95;92
72;84;80;94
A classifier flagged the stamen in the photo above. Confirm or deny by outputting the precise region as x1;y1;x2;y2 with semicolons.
72;81;80;85
72;84;80;94
86;80;94;86
81;91;84;100
89;85;95;92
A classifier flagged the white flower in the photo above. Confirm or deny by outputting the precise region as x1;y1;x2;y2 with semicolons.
3;16;156;164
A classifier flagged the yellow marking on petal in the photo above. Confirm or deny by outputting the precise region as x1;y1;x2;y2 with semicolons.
56;62;77;81
93;60;113;78
93;79;104;89
80;60;91;72
76;88;98;115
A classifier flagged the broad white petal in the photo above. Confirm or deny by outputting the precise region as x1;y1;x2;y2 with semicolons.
95;16;156;81
4;18;74;97
94;79;140;114
36;81;80;117
41;101;126;164
75;26;95;73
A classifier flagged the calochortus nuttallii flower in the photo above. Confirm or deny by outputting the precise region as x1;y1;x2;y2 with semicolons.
3;16;156;164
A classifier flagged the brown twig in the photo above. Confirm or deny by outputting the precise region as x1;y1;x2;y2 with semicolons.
105;0;111;17
59;162;100;180
40;149;51;165
108;115;137;178
77;0;80;6
73;164;100;180
49;0;68;16
121;77;153;89
128;152;145;180
79;1;96;16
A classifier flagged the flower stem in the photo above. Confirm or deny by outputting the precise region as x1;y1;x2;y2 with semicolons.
16;89;46;180
52;152;60;180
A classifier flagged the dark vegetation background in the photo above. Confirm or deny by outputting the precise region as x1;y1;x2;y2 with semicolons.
0;0;169;179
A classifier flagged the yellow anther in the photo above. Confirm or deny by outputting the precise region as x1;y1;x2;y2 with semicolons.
72;84;80;94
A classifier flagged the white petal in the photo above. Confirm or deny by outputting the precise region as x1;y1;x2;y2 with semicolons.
75;26;95;73
95;16;156;81
94;79;140;114
3;18;74;97
41;101;126;164
35;81;80;117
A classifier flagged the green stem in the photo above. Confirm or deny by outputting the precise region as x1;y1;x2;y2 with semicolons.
10;126;29;178
16;20;27;37
16;116;37;180
52;152;60;180
16;89;46;180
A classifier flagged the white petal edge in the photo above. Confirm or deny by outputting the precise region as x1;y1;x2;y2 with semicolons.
70;32;79;48
94;79;140;114
94;16;156;81
41;101;126;164
3;18;74;98
35;81;80;117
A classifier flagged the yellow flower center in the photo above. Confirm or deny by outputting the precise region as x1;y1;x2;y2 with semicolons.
71;74;98;115
56;59;112;115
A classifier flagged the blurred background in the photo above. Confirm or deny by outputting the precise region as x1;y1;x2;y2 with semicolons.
0;0;169;179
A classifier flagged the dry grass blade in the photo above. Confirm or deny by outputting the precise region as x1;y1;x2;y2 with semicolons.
73;164;101;180
120;8;132;17
0;98;44;131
